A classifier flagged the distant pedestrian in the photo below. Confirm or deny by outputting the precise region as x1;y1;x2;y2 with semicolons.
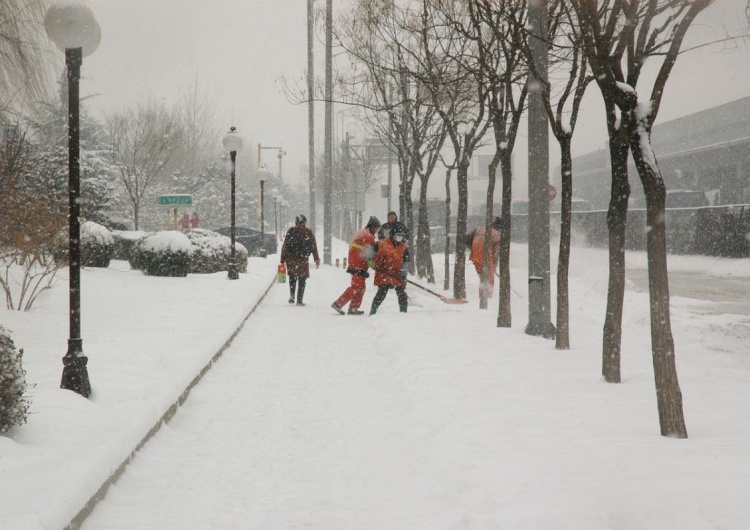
178;213;191;230
331;216;381;315
369;224;409;315
280;214;320;306
467;216;502;298
377;211;408;241
190;212;200;228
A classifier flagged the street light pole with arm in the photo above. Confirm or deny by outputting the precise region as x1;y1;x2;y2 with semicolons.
257;143;284;258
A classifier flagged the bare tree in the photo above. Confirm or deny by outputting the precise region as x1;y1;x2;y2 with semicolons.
458;1;529;314
517;0;592;343
173;73;221;184
0;135;66;311
105;99;182;230
0;0;55;121
418;0;493;300
334;0;448;281
570;0;714;438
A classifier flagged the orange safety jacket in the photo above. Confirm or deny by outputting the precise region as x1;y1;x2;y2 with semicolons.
372;238;409;287
347;227;375;274
469;226;500;268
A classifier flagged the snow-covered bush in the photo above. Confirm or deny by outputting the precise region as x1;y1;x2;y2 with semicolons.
81;221;114;267
0;326;30;433
54;220;115;268
183;228;248;274
130;231;191;277
111;230;149;261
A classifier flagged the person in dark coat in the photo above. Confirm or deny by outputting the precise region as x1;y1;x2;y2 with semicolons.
377;211;408;241
369;224;409;315
280;215;320;306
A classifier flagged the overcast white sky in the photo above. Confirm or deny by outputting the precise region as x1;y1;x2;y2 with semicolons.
79;0;750;191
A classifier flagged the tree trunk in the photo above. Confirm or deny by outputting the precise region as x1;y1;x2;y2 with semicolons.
497;152;513;328
452;160;469;299
602;129;630;383
555;135;572;349
401;174;417;275
416;176;434;282
480;153;501;310
627;111;688;439
444;169;452;291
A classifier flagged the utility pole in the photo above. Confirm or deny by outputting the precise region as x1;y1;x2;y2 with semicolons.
307;0;316;233
526;0;555;338
323;0;333;264
387;128;393;213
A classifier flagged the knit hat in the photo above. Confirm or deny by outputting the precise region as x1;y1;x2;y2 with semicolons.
295;214;307;225
366;216;381;228
492;216;502;229
392;224;407;235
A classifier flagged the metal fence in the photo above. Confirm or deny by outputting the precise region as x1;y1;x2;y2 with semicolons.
459;205;750;258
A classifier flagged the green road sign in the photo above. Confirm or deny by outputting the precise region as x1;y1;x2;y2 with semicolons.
157;195;193;206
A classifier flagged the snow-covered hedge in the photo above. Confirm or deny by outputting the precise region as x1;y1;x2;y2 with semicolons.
111;230;149;261
0;326;30;433
130;231;191;277
80;221;114;267
54;220;114;268
183;228;248;274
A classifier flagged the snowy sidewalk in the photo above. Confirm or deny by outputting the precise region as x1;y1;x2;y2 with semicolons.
1;256;279;530
3;239;750;529
83;253;750;529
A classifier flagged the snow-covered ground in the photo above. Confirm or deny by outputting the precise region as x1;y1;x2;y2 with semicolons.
2;235;749;529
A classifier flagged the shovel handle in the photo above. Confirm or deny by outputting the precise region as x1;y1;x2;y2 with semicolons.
405;278;447;300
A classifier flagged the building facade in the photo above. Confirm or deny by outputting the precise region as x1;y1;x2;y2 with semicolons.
565;96;750;209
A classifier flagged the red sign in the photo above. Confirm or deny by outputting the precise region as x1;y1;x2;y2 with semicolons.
548;184;557;201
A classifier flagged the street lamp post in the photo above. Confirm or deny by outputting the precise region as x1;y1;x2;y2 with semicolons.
45;0;100;398
222;126;244;280
277;148;287;180
257;144;284;259
274;197;279;238
526;0;555;339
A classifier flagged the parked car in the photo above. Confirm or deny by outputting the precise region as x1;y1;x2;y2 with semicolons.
214;226;277;256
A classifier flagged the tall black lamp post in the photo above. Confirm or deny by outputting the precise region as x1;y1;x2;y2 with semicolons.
223;127;244;279
45;0;100;398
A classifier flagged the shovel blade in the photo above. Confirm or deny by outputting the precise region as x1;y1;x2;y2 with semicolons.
441;297;469;304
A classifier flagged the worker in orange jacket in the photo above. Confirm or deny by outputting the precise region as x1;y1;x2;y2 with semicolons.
467;216;502;298
369;224;410;315
331;216;381;315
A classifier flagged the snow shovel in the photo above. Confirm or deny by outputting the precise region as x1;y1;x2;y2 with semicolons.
373;267;468;304
405;278;468;305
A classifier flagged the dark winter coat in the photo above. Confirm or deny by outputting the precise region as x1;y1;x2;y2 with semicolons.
378;220;409;240
280;225;320;278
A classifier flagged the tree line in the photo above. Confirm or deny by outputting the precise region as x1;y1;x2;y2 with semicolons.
311;0;736;438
